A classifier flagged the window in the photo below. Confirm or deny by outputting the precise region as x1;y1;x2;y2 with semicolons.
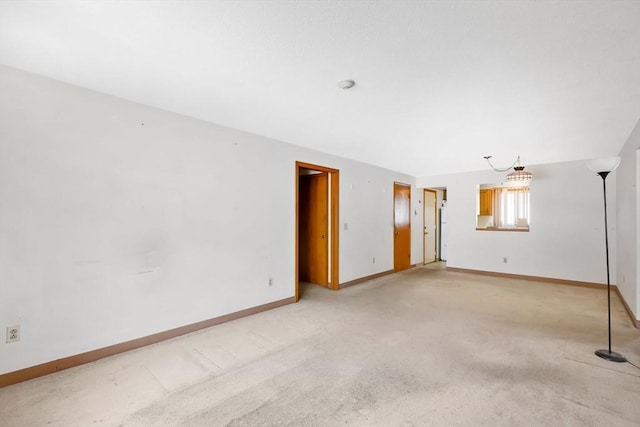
477;184;530;231
498;187;529;228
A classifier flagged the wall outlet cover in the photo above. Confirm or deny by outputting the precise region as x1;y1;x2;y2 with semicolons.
6;326;20;343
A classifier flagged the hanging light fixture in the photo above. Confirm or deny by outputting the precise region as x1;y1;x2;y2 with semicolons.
484;155;533;185
506;165;533;185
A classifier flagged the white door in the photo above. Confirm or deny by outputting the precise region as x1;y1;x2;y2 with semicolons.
423;190;437;263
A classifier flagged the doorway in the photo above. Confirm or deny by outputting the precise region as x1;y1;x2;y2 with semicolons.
295;162;339;302
299;171;328;286
393;182;411;272
423;189;437;264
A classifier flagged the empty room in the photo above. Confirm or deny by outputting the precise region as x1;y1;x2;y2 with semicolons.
0;1;639;426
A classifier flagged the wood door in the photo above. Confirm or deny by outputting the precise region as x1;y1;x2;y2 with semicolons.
393;182;411;272
423;189;437;264
299;173;329;286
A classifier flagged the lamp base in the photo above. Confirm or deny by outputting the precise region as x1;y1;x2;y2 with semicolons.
595;349;627;362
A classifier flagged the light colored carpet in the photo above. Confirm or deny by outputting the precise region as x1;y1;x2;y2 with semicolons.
1;265;639;426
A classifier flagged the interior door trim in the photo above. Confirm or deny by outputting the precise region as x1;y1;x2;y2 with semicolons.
423;188;437;264
295;161;340;302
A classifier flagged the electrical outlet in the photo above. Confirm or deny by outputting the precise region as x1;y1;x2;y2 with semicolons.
6;326;20;343
268;278;273;287
503;257;508;263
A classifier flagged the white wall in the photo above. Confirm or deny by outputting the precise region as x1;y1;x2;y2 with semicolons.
0;66;422;374
616;118;640;321
417;160;617;284
332;161;423;282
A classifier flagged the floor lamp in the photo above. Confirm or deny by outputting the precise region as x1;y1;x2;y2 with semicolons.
587;156;626;363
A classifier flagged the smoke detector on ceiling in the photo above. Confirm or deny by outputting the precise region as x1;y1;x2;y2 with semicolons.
338;79;355;90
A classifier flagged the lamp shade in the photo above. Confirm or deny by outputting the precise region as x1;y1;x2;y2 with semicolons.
587;157;621;174
505;167;533;186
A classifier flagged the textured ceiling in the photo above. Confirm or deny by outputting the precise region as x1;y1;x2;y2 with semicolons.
1;1;638;176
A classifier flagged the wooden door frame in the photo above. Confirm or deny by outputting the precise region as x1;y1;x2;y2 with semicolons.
295;161;340;302
423;189;437;264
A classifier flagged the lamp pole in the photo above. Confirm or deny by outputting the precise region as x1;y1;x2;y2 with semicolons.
594;170;626;363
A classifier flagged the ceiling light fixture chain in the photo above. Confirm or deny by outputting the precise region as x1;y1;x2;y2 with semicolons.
483;155;533;185
483;155;519;172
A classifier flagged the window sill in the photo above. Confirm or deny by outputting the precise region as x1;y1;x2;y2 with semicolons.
475;227;529;232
